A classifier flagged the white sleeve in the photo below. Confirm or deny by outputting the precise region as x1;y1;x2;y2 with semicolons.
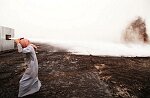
17;43;31;53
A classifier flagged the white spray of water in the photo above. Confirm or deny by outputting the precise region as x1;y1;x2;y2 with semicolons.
28;38;150;57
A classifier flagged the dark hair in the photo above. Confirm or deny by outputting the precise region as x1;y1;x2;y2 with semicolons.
20;38;24;40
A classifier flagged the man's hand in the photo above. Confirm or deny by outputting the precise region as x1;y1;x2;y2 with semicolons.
15;39;20;44
30;44;37;49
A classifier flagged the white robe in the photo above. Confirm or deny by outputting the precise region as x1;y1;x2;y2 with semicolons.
17;44;41;97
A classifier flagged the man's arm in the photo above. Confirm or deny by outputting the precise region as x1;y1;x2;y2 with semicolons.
15;39;31;53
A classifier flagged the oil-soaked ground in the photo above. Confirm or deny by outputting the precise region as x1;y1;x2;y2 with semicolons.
0;43;150;98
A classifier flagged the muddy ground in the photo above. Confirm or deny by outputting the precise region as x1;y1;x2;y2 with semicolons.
0;43;150;98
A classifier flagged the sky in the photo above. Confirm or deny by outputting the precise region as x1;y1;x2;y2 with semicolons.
0;0;150;56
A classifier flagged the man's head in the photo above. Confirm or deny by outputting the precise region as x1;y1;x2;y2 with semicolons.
19;38;30;48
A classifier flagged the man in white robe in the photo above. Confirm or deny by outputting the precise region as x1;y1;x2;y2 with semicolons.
15;39;41;97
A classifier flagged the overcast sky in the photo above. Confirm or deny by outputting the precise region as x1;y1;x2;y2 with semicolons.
0;0;150;42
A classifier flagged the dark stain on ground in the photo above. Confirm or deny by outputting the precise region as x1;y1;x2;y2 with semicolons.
0;43;150;98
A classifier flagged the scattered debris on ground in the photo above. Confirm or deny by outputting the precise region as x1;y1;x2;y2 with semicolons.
0;43;150;98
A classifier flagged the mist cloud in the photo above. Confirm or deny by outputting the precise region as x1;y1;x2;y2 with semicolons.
0;0;149;42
